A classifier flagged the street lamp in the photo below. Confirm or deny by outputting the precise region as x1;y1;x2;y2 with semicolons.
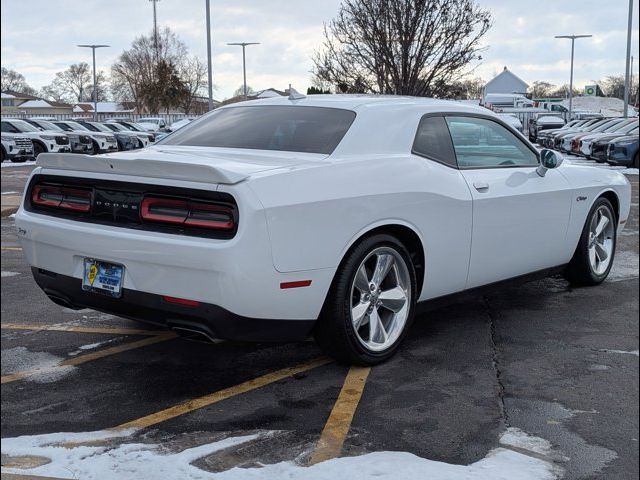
77;44;110;120
623;0;634;118
555;34;592;120
227;42;260;98
205;0;214;111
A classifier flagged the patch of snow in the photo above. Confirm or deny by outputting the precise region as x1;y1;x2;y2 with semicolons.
1;346;76;383
68;338;118;357
560;96;637;118
1;160;36;169
499;428;554;457
598;349;639;356
1;271;20;277
1;191;19;195
0;428;561;480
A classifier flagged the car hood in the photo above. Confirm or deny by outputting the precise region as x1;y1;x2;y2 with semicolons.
593;133;638;145
608;135;639;145
36;145;326;185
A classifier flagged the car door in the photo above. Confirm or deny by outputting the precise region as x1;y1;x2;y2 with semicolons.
445;115;573;289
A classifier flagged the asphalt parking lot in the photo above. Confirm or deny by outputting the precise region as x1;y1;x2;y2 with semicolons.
1;162;638;479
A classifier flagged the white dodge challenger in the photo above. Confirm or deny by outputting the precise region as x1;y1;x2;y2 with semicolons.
15;95;631;364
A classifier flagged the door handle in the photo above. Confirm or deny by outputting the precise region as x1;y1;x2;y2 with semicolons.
473;182;489;192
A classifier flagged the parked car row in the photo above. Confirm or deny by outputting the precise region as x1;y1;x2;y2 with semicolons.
536;116;639;168
0;118;158;161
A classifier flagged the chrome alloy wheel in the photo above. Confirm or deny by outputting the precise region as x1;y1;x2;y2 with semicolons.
350;247;411;352
588;205;615;276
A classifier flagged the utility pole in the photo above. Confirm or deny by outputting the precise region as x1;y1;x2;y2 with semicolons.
205;0;214;111
227;42;260;97
555;34;592;120
77;44;110;121
623;0;633;117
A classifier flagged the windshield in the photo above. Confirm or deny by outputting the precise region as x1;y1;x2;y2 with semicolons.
3;119;40;132
594;120;625;133
617;122;638;134
88;122;114;133
161;106;356;155
62;121;90;131
103;123;122;132
32;120;63;132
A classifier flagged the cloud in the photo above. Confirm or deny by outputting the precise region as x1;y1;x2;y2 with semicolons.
1;0;638;99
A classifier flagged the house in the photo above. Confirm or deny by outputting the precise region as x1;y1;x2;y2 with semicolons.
1;90;39;114
14;99;74;116
482;67;529;98
73;102;136;117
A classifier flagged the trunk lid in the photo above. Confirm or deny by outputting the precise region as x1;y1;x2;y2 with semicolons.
37;145;325;185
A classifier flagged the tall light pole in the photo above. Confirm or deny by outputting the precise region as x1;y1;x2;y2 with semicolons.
150;0;160;56
77;44;110;121
227;42;260;97
623;0;634;117
555;34;592;120
205;0;214;111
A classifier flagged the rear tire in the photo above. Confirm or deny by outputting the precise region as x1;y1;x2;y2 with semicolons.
634;152;639;169
314;234;417;365
10;157;27;163
564;197;617;286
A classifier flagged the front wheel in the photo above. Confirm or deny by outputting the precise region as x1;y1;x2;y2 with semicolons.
314;234;417;365
564;198;617;286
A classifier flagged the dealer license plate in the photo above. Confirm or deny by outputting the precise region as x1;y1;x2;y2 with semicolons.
82;258;124;298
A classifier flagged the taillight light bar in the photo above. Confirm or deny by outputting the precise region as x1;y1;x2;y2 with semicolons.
31;185;91;212
141;196;235;231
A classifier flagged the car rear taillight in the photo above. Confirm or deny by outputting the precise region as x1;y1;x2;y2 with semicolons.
141;196;235;230
31;184;91;212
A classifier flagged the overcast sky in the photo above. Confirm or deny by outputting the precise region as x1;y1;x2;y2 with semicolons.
1;0;638;100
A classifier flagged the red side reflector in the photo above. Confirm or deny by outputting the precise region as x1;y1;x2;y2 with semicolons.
280;280;312;289
162;296;201;307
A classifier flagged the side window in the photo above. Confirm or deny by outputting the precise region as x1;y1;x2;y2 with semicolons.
412;116;457;167
446;116;538;168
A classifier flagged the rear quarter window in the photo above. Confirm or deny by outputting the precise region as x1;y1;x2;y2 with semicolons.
412;116;457;167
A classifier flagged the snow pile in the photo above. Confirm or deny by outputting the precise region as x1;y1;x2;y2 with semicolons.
1;428;561;480
560;96;637;117
0;346;76;383
1;160;36;168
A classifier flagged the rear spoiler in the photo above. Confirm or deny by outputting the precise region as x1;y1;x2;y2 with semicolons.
36;153;249;185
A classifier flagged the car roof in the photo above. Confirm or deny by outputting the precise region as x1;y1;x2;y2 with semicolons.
222;94;489;115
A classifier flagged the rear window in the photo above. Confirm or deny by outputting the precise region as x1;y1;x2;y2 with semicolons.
160;106;356;154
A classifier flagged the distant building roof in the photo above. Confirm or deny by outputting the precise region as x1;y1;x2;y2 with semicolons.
19;99;72;109
484;67;529;95
1;89;39;100
74;102;135;113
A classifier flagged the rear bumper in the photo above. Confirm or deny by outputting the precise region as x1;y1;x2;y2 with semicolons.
31;268;315;341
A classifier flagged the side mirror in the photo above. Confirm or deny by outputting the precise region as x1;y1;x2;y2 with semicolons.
537;149;564;177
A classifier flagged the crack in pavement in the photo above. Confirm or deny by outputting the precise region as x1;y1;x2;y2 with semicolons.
483;295;510;429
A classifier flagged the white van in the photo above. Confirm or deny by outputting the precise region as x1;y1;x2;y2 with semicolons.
482;93;534;109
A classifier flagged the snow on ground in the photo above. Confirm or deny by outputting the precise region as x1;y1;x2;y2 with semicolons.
0;427;562;480
0;160;36;169
560;96;638;118
1;271;20;277
0;346;76;383
68;338;119;357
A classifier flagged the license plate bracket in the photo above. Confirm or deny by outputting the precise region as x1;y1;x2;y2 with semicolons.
82;258;124;298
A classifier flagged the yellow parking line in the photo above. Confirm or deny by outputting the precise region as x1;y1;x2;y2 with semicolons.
309;366;371;465
1;333;176;385
113;357;332;431
1;323;166;336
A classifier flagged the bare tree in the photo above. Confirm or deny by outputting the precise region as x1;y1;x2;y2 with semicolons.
1;67;38;95
40;63;108;103
529;81;555;99
111;27;205;114
178;56;208;114
313;0;492;97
